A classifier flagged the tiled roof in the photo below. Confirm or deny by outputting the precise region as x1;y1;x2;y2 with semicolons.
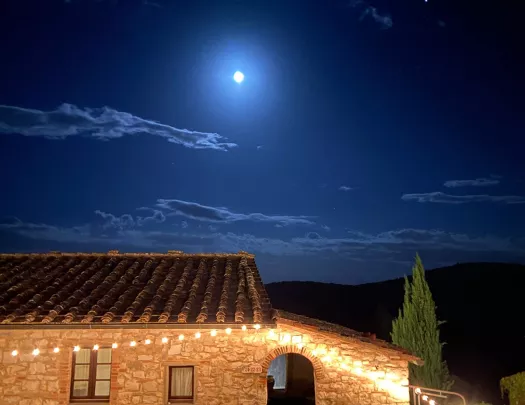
275;310;420;362
0;251;274;326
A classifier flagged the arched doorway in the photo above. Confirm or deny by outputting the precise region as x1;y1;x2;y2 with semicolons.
261;346;321;405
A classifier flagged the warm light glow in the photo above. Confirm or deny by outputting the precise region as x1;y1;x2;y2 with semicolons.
112;343;118;349
281;334;291;343
178;334;185;341
340;363;350;370
254;324;261;330
292;335;302;344
130;341;137;347
210;330;217;337
353;367;363;375
312;349;318;356
161;337;168;344
53;347;60;353
297;343;304;349
73;345;80;352
225;328;232;335
195;332;201;339
145;339;151;345
233;71;245;83
93;344;99;351
400;378;409;386
32;348;40;356
353;360;363;366
321;355;332;363
268;330;276;338
415;388;422;394
11;350;18;357
242;325;247;331
429;400;436;405
422;395;429;401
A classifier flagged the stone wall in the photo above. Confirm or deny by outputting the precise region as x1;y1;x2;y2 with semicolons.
0;323;410;405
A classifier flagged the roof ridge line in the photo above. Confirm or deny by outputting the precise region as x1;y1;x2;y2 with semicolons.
0;251;256;258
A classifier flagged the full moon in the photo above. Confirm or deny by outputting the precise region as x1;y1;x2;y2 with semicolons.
233;71;244;83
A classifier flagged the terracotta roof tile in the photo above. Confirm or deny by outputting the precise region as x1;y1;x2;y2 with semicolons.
0;252;274;325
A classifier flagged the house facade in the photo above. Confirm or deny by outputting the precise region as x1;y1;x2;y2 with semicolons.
0;251;418;405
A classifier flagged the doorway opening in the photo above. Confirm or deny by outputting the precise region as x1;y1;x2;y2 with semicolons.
267;353;315;405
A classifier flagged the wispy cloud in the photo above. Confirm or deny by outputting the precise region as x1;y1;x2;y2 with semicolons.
349;0;392;29
0;103;236;151
402;192;525;205
444;177;501;188
360;6;393;29
95;209;165;229
338;185;353;192
155;199;316;226
2;217;523;267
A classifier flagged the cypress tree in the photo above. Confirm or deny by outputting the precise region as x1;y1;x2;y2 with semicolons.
391;254;453;390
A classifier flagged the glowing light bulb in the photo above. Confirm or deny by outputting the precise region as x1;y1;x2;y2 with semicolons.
225;328;232;335
241;325;247;331
32;348;40;356
195;332;201;339
73;345;80;352
353;367;363;375
130;341;137;347
254;324;261;330
161;337;168;344
178;334;184;341
422;395;429;401
429;400;436;405
415;388;422;394
210;330;217;337
112;343;118;349
145;339;151;345
53;347;60;353
312;349;318;356
93;344;99;351
11;350;18;356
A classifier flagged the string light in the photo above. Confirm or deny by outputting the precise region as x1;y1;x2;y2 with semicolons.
73;346;80;352
422;395;429;401
145;339;151;345
130;341;137;347
195;332;201;339
11;350;18;357
415;388;422;394
53;347;60;353
429;400;436;405
254;324;261;330
242;325;247;331
112;343;118;349
93;344;99;351
161;337;168;344
297;343;304;349
178;334;185;341
210;330;217;337
32;348;40;356
225;328;232;335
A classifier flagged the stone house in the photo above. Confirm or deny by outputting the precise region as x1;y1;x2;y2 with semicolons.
0;251;419;405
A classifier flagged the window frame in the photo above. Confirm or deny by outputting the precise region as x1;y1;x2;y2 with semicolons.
70;347;112;402
167;365;195;401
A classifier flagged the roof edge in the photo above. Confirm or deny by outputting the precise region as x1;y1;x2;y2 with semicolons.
0;250;256;259
274;310;421;364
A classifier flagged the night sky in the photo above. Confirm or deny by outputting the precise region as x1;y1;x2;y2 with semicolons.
0;0;523;284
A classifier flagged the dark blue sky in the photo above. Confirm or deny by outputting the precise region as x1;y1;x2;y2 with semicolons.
0;0;523;284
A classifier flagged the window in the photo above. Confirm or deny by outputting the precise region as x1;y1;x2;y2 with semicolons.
71;347;112;401
268;354;287;389
168;366;194;401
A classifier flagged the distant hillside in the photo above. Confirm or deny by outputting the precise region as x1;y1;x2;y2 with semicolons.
266;262;525;404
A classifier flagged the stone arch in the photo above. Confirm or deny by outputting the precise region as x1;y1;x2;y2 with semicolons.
260;345;322;404
260;345;323;376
